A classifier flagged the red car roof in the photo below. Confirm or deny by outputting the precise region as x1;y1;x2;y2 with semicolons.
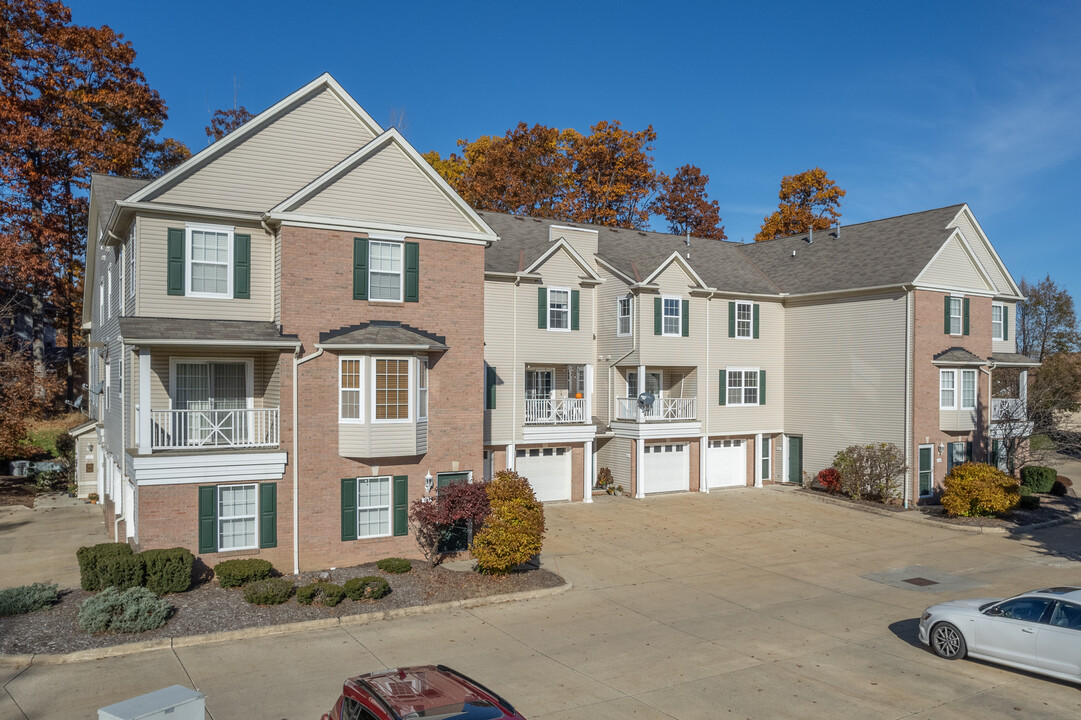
346;665;520;720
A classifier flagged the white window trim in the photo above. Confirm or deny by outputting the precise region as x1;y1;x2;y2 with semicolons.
356;475;393;539
961;369;977;410
368;239;404;303
726;367;760;407
949;295;963;336
547;286;571;332
991;303;1005;341
107;268;113;318
104;359;111;411
616;296;632;337
98;281;104;325
940;369;957;409
128;225;136;300
339;356;366;423
371;356;412;424
918;443;935;497
218;483;258;551
661;295;682;337
760;435;771;481
185;223;234;299
417;357;428;421
167;357;255;411
626;370;637;398
735;300;753;339
118;246;125;317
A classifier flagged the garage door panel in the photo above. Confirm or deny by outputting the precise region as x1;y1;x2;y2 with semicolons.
643;443;689;494
516;447;571;502
708;439;746;488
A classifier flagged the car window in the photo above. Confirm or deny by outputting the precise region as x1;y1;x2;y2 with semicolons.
996;597;1054;623
343;698;380;720
1049;602;1081;630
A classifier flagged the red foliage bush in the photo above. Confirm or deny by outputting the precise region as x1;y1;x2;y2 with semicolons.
817;467;842;494
407;480;491;567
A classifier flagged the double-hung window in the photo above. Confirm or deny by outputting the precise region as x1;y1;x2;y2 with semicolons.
369;240;403;301
417;358;428;420
948;297;963;335
374;358;410;421
549;288;570;330
961;369;976;410
992;304;1004;340
940;370;956;408
617;297;632;336
339;358;364;422
187;224;233;298
727;369;759;406
356;476;392;538
662;296;681;336
735;301;753;338
218;484;258;550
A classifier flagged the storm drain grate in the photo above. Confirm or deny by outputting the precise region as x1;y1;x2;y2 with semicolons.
903;577;939;587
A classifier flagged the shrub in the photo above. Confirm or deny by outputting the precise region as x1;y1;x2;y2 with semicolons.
321;583;345;607
941;462;1021;517
214;558;273;589
1020;466;1057;494
1051;476;1072;497
297;582;320;605
77;587;171;633
243;578;294;605
832;443;907;502
344;576;390;601
816;468;842;494
408;480;491;567
471;470;546;575
1018;494;1041;510
376;557;412;574
140;548;194;594
0;582;59;617
77;538;135;588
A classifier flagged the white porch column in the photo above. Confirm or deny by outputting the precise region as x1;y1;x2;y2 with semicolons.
583;440;593;503
584;364;593;422
700;434;709;492
506;443;515;470
138;347;152;454
637;363;646;422
635;438;646;498
754;433;764;488
1019;369;1029;406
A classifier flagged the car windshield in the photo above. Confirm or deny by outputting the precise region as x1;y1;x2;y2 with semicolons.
979;601;997;612
402;701;504;720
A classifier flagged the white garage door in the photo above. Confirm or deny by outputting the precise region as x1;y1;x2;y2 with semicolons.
707;439;746;488
516;447;572;502
643;443;689;494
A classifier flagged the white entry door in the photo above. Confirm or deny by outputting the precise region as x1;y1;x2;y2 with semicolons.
516;447;572;502
643;443;689;494
707;439;746;488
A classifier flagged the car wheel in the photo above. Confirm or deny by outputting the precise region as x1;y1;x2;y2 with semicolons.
930;622;967;660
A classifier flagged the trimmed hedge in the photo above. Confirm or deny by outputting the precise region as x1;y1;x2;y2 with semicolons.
296;581;347;607
322;583;345;607
77;543;139;591
1021;466;1057;494
297;582;320;605
942;462;1020;517
215;558;273;589
376;557;412;574
243;578;294;605
0;582;59;617
78;587;171;633
344;576;390;600
141;548;194;594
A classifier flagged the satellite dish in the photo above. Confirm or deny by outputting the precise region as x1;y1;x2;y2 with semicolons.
637;392;655;407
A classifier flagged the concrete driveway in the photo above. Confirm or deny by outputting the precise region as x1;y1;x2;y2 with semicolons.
3;488;1081;720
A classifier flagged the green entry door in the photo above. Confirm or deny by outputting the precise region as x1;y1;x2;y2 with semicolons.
788;436;802;484
919;445;933;497
437;472;471;553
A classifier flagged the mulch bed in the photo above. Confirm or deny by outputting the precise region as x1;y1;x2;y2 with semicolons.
0;562;564;656
917;493;1081;529
0;475;37;508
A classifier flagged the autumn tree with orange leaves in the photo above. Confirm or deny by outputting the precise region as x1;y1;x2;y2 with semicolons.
650;164;727;240
754;167;845;241
0;0;190;407
206;106;254;142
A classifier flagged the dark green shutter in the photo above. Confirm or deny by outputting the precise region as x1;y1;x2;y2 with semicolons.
167;228;185;296
759;370;767;405
963;298;970;335
718;369;726;405
966;441;973;461
341;478;357;541
991;439;1000;465
393;475;408;536
753;304;760;339
404;241;419;302
353;238;368;300
537;287;547;329
681;299;689;337
1002;305;1009;341
571;290;580;330
943;295;951;334
485;365;497;410
233;234;250;299
259;482;277;549
728;301;736;337
198;485;217;554
654;297;662;335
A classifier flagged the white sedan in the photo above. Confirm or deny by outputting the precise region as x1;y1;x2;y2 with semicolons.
918;586;1081;684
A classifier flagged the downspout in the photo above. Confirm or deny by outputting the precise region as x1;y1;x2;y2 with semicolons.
982;360;995;463
261;217;275;324
292;346;323;575
903;288;913;509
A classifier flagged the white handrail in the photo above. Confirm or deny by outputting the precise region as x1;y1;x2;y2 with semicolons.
150;408;279;449
615;397;696;421
524;397;586;424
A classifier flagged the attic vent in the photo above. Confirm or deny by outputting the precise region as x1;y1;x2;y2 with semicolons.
791;250;797;257
807;227;814;244
638;231;647;236
835;222;841;238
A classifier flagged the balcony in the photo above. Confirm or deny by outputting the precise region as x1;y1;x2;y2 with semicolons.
148;408;280;450
524;397;586;425
991;397;1025;421
616;397;697;422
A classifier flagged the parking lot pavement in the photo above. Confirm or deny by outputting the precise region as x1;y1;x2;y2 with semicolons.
4;488;1081;720
0;495;105;591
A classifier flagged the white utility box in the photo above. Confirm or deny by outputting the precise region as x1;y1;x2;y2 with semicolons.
98;684;205;720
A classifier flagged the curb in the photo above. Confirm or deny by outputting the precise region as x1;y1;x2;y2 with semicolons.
0;581;571;667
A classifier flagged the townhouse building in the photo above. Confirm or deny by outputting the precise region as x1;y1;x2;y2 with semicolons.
84;74;1036;572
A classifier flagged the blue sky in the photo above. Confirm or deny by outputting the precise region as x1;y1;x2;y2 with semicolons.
68;0;1081;303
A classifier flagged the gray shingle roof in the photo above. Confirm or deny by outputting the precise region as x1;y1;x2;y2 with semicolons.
319;321;448;350
91;174;151;237
991;352;1041;367
119;318;299;346
933;347;987;365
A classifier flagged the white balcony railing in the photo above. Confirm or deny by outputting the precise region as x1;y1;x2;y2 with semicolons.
150;408;280;450
524;397;586;425
615;397;697;422
992;397;1026;421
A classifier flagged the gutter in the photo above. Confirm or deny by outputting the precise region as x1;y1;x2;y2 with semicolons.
291;347;324;574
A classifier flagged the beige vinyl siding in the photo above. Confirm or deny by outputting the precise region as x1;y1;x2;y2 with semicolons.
484;279;516;445
136;216;272;321
517;250;595;364
596;436;632;490
707;299;785;434
784;292;908;475
123;223;136;317
152;88;374;211
948;211;1014;295
273;227;282;324
917;236;994;292
147;350;280;412
296;142;480;233
992;300;1017;354
940;404;977;432
596;265;636;423
339;422;417;458
551;226;598;263
339;423;370;457
637;264;706;366
91;241;125;461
